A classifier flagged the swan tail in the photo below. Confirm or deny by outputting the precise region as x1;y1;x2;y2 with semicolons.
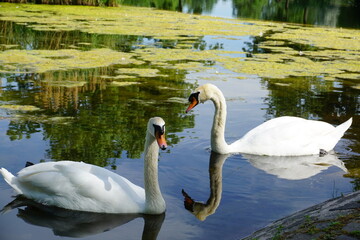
336;117;352;132
335;117;352;137
0;168;15;185
0;168;23;194
320;118;353;152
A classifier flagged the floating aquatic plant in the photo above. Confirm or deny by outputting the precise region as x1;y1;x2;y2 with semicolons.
100;75;137;79
115;68;167;78
0;48;143;73
0;104;41;111
41;80;87;88
110;81;140;86
0;3;359;81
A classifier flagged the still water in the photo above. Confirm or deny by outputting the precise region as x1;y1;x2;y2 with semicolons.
0;2;359;240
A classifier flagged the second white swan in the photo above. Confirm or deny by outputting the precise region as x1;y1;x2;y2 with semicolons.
0;117;167;214
186;83;352;156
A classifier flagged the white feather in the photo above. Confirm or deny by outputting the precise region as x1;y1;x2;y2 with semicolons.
189;84;352;156
0;117;167;214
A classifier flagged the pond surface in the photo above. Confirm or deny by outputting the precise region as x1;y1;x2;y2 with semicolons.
121;0;360;29
0;3;359;240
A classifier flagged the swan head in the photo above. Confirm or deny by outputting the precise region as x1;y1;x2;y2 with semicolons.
182;189;211;221
186;84;219;113
148;117;167;150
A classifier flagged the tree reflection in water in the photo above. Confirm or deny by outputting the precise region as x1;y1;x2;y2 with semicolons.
0;20;197;165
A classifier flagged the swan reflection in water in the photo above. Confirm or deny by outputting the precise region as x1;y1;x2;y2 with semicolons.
182;151;347;220
1;196;165;239
182;152;229;221
244;153;348;180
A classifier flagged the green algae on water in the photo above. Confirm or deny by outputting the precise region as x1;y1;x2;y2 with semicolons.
0;3;273;38
115;68;168;78
42;80;87;88
110;81;140;87
0;104;41;111
0;3;359;81
0;48;143;73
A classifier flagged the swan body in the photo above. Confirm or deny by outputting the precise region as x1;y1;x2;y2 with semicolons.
186;83;352;156
0;117;167;214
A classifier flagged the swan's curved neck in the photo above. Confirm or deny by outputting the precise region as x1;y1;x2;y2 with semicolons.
210;89;230;154
144;133;165;214
203;154;225;214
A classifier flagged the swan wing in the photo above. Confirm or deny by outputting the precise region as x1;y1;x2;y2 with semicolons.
231;117;352;156
13;161;145;213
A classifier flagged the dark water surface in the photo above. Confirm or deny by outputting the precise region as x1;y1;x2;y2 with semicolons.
0;3;359;240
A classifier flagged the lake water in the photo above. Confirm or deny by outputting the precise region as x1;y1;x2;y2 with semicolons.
121;0;360;29
0;2;359;240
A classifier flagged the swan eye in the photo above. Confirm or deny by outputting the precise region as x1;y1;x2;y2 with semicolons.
153;124;165;136
188;92;200;103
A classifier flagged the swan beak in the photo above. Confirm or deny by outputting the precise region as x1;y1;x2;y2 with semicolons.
186;100;197;113
182;189;194;212
156;131;167;150
186;92;200;113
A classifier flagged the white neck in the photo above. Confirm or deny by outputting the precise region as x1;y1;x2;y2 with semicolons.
143;132;165;214
210;88;231;154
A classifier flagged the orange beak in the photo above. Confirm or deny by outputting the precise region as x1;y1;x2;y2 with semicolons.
156;131;167;150
186;92;200;113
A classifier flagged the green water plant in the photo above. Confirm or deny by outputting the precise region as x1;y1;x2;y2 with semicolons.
0;3;359;81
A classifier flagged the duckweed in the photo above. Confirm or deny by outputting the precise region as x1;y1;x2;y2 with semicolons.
0;3;274;38
110;81;140;86
0;3;359;81
100;75;137;79
42;80;87;88
12;114;75;124
0;104;41;111
115;68;167;78
0;48;143;73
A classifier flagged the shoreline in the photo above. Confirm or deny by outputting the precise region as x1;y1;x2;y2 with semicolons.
243;190;360;240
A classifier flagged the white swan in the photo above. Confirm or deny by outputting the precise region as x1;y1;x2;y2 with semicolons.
0;117;167;214
186;83;352;156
